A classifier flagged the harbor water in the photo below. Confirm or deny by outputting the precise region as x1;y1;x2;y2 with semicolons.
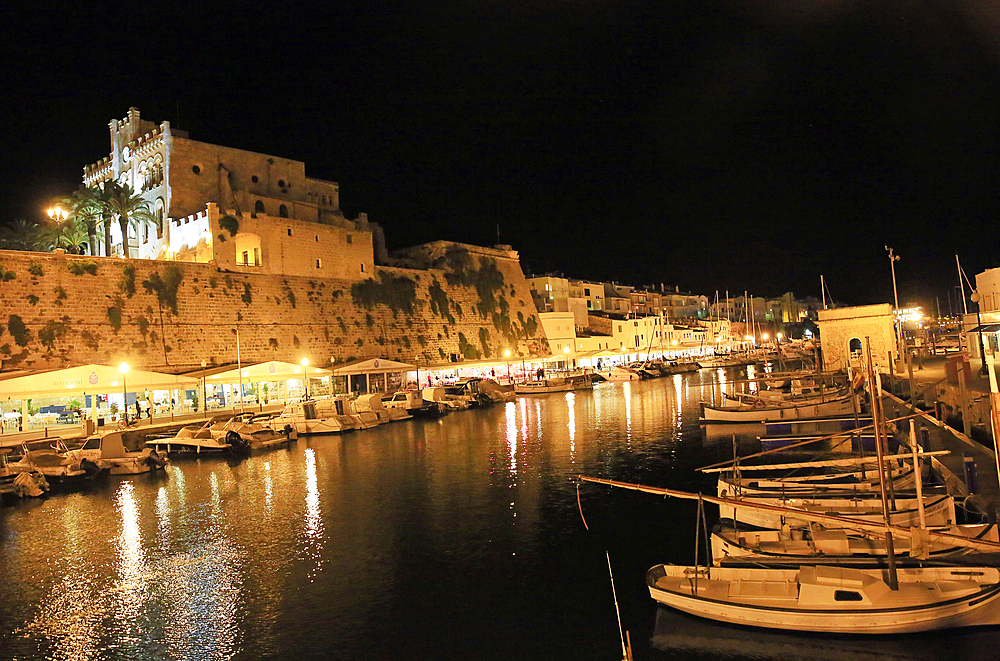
2;367;998;660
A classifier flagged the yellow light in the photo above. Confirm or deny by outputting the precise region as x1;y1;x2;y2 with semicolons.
301;358;309;367
672;340;678;346
119;362;129;374
504;349;511;357
563;347;569;354
762;333;769;340
777;333;783;340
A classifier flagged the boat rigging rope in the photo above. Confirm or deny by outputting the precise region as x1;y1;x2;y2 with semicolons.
576;481;589;531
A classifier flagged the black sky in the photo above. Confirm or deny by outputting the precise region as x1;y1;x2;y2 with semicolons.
3;1;999;312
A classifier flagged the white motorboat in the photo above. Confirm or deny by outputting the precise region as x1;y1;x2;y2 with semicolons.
6;442;108;485
210;413;294;450
514;374;593;394
353;393;398;423
595;366;640;382
146;422;232;454
646;563;1000;633
384;390;446;418
68;432;167;474
0;448;49;498
268;399;356;434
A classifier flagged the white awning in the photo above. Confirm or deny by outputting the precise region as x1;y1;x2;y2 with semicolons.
185;360;332;383
0;364;199;399
332;358;416;376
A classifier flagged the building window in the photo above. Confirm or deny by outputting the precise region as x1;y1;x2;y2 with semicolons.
316;258;322;269
361;263;365;273
346;234;352;244
192;165;201;175
287;228;292;236
278;179;286;188
255;200;265;215
252;175;259;183
315;235;319;242
279;204;288;218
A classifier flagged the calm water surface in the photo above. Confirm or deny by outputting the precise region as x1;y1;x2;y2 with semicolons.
2;368;998;660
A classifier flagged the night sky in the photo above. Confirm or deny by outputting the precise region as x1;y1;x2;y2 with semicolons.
3;2;999;312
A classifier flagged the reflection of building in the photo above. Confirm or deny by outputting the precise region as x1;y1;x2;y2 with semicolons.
817;304;895;373
82;108;383;280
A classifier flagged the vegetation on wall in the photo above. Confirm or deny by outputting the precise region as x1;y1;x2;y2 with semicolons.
38;317;70;350
269;338;279;349
8;315;30;347
351;271;418;318
80;330;100;351
478;326;492;358
67;260;99;276
28;263;43;277
54;286;67;302
365;313;374;328
107;307;122;331
137;316;150;338
27;295;38;306
427;278;455;324
219;215;240;237
0;263;15;281
119;264;136;298
142;265;184;314
242;283;252;305
458;331;481;360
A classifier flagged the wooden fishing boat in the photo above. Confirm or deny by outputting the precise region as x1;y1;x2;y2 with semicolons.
700;397;855;423
645;563;1000;633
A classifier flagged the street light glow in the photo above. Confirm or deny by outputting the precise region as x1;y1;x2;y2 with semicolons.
47;207;68;222
119;362;129;374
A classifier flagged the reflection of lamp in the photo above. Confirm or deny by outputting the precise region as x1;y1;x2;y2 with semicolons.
970;291;988;376
301;357;310;398
119;362;129;422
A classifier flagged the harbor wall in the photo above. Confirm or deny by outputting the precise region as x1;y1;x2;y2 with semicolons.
0;242;546;374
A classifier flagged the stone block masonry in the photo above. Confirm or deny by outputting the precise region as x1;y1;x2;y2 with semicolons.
0;243;546;374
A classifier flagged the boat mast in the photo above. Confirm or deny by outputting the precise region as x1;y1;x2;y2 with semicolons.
821;275;827;310
865;336;898;590
956;255;969;315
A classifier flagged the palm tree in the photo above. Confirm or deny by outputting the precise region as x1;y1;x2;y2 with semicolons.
63;186;104;256
0;218;41;251
103;182;156;257
38;217;89;254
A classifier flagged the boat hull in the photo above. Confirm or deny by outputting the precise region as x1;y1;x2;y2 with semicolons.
647;564;1000;633
701;398;856;423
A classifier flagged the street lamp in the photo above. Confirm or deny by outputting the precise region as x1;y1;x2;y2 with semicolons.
200;359;207;413
118;362;129;423
301;357;309;399
886;246;903;372
970;290;988;376
47;207;68;222
504;349;511;382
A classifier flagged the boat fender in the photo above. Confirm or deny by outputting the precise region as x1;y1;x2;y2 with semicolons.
753;400;766;409
226;430;250;453
80;458;102;477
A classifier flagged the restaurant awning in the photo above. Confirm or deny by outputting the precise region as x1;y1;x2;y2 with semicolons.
184;360;331;383
332;358;416;376
0;364;199;399
968;324;1000;333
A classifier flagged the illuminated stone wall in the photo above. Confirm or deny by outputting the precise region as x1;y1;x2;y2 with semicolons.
0;243;545;374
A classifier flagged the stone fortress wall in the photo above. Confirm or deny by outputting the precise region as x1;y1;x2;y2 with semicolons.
0;242;545;374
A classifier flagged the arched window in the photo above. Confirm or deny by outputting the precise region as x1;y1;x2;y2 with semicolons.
279;204;288;218
254;200;265;216
155;199;165;238
235;233;263;267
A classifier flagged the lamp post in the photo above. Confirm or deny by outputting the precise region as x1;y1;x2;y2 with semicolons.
563;345;570;370
200;359;207;413
504;349;511;383
47;207;68;222
301;358;310;399
886;246;903;372
970;291;988;376
118;362;129;424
